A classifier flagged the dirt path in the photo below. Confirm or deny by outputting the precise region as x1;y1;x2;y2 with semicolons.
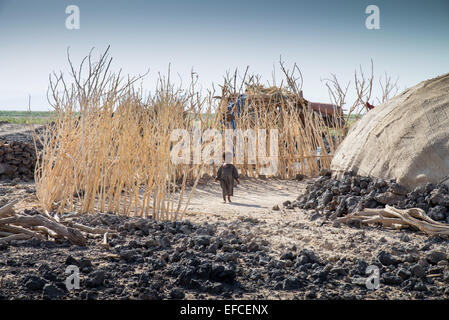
185;178;302;217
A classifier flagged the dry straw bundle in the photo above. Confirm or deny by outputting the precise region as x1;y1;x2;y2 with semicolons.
35;48;203;220
215;63;346;179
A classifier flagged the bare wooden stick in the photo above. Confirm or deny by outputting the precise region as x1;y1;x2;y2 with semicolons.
0;214;87;245
0;200;18;218
0;224;46;240
101;232;109;248
0;231;14;237
0;233;32;243
33;226;60;238
66;221;117;235
335;205;449;236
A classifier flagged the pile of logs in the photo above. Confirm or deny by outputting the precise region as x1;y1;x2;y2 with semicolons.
0;141;37;181
335;205;449;236
0;200;116;246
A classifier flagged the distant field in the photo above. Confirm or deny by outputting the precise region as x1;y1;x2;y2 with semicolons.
0;110;362;126
0;111;55;124
346;114;363;126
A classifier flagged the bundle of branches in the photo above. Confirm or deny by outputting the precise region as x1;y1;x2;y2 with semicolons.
35;47;206;220
0;200;116;246
216;62;341;179
245;84;302;100
335;205;449;236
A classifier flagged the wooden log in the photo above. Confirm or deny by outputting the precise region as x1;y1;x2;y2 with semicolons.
66;221;117;235
0;224;46;240
0;233;32;243
33;226;59;239
101;232;109;248
0;200;18;218
335;205;449;236
0;214;87;245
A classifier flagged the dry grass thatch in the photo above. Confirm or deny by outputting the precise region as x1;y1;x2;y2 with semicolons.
214;62;346;179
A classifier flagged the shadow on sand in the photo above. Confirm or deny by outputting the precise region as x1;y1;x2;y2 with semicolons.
228;202;262;208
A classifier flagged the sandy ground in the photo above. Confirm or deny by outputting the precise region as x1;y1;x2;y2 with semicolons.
184;177;430;258
0;123;44;144
185;178;299;217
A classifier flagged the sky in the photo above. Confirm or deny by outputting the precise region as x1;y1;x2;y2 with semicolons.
0;0;448;111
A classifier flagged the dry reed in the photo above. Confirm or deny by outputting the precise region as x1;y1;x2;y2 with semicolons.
34;49;394;219
35;48;201;220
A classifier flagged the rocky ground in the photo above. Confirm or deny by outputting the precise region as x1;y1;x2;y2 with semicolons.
291;170;449;222
1;184;449;300
0;123;44;145
0;122;44;181
1;123;449;300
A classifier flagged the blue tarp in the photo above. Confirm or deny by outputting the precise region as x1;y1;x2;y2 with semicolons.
223;94;246;130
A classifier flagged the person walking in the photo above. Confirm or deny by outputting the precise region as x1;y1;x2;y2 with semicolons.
215;152;239;203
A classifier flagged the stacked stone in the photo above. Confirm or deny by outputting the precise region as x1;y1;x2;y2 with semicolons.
289;171;449;223
0;140;37;181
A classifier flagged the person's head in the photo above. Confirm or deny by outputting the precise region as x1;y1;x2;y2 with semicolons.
223;152;232;163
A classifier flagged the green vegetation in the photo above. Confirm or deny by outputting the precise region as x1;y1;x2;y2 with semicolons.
0;111;55;124
345;113;363;127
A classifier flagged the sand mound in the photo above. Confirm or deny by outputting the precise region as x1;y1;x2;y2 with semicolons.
331;73;449;189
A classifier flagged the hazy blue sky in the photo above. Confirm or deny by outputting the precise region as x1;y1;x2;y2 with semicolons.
0;0;448;110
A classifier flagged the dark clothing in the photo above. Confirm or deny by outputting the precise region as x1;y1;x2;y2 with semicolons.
216;164;239;198
366;102;375;110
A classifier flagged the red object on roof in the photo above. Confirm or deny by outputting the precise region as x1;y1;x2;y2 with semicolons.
366;102;375;110
309;102;339;115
